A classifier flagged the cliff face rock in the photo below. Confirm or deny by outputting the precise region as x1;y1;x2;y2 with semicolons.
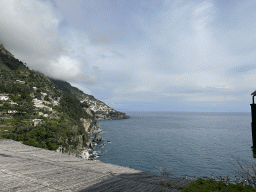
80;118;99;133
80;118;92;132
80;150;90;159
55;134;85;157
93;134;104;143
84;107;93;117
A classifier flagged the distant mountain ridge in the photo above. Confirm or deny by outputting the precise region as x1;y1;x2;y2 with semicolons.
49;78;130;120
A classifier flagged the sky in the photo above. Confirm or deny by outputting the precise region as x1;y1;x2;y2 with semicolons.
0;0;256;112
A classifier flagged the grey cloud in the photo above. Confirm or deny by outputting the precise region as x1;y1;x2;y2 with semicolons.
0;0;63;68
111;51;126;58
96;51;126;60
168;86;203;94
229;64;256;74
0;0;99;85
54;0;132;44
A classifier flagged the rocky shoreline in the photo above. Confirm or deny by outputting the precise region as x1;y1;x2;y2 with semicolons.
81;114;130;159
79;128;105;160
56;114;130;160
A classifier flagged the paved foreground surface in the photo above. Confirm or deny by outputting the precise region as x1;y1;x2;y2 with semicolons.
0;140;193;192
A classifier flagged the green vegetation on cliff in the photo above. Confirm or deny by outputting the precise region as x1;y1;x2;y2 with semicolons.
0;45;96;154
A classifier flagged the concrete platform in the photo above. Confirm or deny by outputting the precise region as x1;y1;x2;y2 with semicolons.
0;140;193;192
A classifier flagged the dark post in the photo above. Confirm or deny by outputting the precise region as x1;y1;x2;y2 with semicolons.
251;91;256;149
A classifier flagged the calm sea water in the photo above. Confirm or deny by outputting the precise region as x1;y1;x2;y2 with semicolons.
94;112;254;180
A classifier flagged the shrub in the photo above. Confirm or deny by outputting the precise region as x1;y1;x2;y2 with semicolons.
234;157;256;187
181;178;256;192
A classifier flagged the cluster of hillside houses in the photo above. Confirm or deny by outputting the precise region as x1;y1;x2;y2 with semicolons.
0;79;62;127
0;92;60;126
81;97;115;114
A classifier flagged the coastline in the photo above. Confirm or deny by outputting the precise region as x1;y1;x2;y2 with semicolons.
79;128;104;160
95;113;130;121
82;115;130;160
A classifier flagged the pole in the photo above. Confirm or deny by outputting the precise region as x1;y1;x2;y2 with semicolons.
251;96;256;148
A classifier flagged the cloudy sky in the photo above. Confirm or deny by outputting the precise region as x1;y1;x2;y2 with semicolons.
1;0;256;112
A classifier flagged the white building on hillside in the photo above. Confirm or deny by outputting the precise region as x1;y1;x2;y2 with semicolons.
16;80;25;84
44;107;52;112
51;100;59;106
0;96;9;101
8;110;18;114
41;92;47;97
32;119;42;126
32;98;43;104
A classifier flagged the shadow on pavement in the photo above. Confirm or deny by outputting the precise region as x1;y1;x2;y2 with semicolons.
80;172;193;192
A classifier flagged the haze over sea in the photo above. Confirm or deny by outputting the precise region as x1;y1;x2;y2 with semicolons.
95;112;253;180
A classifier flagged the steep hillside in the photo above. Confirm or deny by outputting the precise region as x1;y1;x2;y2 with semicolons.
49;78;130;120
0;44;98;156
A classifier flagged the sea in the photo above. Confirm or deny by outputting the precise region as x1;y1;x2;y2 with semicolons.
94;112;254;181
